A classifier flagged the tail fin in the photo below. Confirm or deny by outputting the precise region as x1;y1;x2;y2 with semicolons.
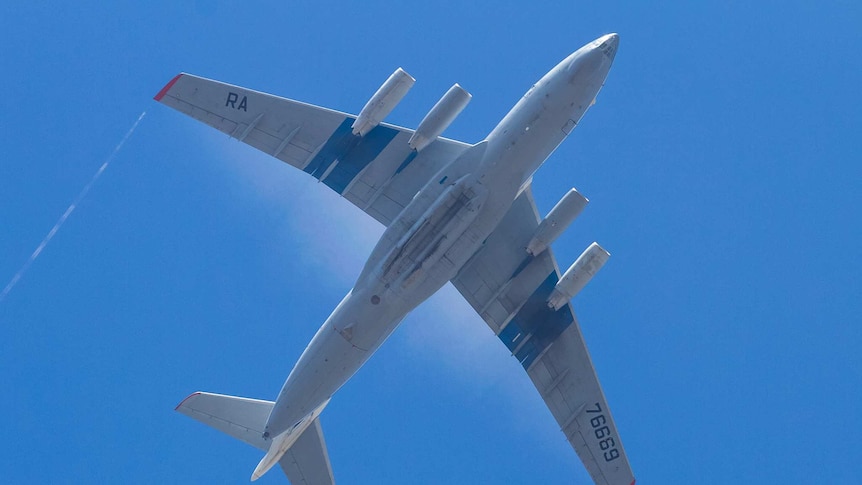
175;392;335;484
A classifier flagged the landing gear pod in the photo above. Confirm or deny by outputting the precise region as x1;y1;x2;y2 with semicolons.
408;83;472;151
547;242;610;310
352;68;415;136
526;189;589;256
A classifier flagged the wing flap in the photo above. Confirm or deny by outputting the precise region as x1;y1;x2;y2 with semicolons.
454;186;552;330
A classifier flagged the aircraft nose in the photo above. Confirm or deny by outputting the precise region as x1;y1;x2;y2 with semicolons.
596;33;619;61
562;33;619;77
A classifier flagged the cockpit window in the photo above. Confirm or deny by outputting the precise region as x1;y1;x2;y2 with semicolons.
599;41;616;60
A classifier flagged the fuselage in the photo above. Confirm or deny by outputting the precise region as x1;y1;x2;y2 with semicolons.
263;34;619;439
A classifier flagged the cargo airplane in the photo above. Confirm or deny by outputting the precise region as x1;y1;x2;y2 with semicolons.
156;33;634;485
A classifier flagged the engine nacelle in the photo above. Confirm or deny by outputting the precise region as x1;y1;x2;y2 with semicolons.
526;189;588;256
547;242;609;310
408;83;472;151
352;68;415;136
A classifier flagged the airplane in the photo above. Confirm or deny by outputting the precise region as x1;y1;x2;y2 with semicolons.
156;33;633;485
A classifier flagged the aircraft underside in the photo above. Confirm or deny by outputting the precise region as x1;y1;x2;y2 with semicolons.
161;33;634;485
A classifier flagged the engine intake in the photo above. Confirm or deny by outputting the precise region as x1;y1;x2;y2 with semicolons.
547;242;610;310
526;189;588;256
408;83;471;151
352;68;415;136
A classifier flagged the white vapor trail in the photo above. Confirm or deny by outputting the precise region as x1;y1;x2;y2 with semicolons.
0;111;147;304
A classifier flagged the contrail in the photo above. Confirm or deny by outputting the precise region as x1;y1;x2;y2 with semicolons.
0;111;147;303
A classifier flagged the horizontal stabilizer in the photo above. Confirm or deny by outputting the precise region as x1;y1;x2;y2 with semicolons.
279;417;335;485
176;392;335;485
175;392;273;451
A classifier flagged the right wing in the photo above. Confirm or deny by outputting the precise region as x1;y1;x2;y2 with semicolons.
451;186;635;485
155;73;470;226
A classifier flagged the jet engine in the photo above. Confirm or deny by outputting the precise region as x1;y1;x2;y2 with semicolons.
547;242;609;310
352;68;415;136
408;84;471;151
526;189;588;256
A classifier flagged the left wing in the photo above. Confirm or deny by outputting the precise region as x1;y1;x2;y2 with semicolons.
155;73;470;226
451;186;635;485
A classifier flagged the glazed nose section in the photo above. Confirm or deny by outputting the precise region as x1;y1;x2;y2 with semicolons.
563;33;619;81
596;33;619;61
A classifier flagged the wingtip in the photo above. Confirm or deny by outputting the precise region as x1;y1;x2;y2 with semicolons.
174;391;202;411
154;73;184;101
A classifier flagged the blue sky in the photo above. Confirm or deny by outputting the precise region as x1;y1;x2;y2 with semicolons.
2;1;861;483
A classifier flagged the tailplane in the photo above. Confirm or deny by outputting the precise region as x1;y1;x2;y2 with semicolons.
176;392;334;484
